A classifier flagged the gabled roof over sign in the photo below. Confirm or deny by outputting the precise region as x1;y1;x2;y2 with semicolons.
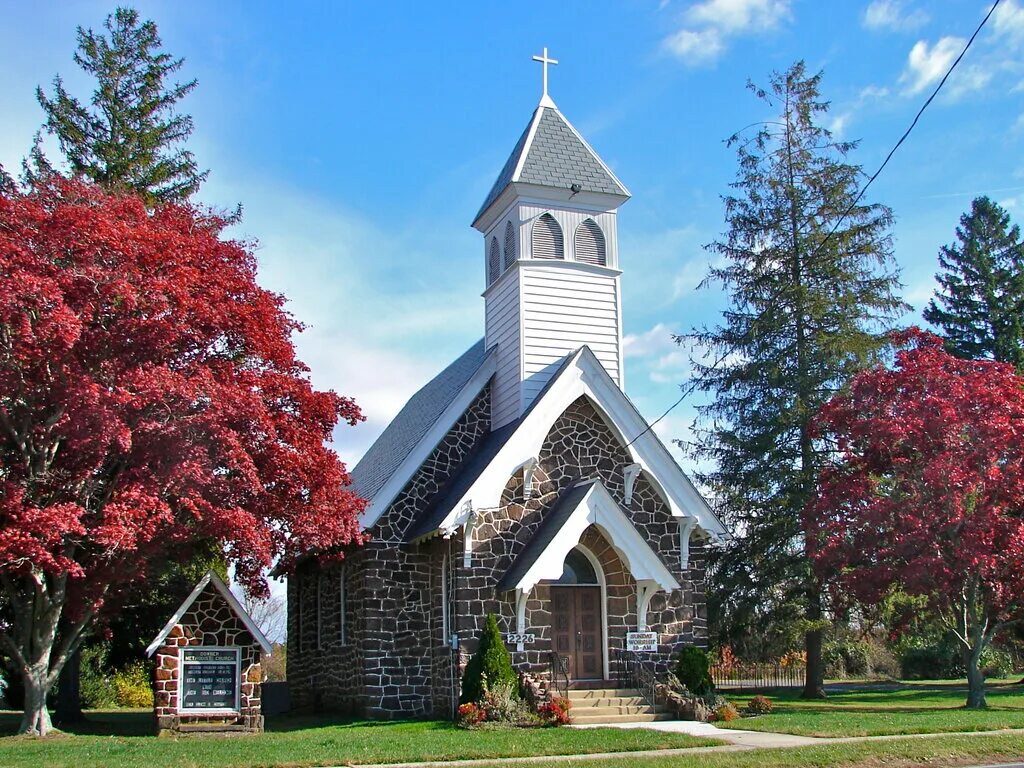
473;104;630;227
145;570;272;657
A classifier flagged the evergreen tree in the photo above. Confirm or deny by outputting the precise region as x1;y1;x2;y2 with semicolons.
460;614;517;704
35;7;206;205
923;196;1024;371
688;62;905;698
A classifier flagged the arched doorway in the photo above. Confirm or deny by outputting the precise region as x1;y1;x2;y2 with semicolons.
550;547;604;681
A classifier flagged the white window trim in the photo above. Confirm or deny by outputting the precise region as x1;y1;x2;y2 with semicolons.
440;555;450;645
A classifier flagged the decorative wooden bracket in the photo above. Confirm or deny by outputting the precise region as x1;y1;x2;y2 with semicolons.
522;457;538;501
623;463;642;506
679;517;698;570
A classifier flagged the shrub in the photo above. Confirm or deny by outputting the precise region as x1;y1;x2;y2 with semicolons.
823;639;871;679
675;646;713;695
981;647;1015;679
900;644;957;680
537;696;571;726
112;662;153;708
80;643;117;709
480;680;529;723
714;702;740;722
745;695;773;715
457;702;484;728
460;614;517;704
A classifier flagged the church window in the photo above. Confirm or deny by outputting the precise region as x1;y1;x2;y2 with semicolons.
574;218;606;266
531;213;564;260
316;573;324;649
488;236;501;284
555;547;600;585
295;575;304;653
339;566;347;645
441;555;451;644
503;220;517;268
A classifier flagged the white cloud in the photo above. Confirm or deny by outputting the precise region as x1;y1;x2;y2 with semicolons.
663;27;725;64
900;36;966;95
624;323;696;385
827;111;851;137
662;0;791;66
863;0;929;32
993;0;1024;41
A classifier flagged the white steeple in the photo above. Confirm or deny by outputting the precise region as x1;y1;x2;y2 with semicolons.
474;52;631;430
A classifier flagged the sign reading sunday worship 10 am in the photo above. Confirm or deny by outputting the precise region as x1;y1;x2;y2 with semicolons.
626;631;658;652
180;648;239;711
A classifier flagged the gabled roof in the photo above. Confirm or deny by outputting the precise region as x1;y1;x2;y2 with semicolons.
418;345;727;541
355;340;498;529
145;570;272;657
474;104;630;225
497;479;680;594
351;340;491;504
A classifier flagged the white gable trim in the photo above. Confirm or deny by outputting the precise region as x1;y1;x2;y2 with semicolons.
359;349;498;530
145;570;272;657
511;480;680;595
435;347;726;539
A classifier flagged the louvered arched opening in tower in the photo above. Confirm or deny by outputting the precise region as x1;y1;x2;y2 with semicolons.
503;220;517;268
488;236;501;284
575;218;607;266
531;213;564;260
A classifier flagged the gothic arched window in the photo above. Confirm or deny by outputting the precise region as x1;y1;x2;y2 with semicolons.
532;213;564;260
488;236;501;284
503;220;517;268
555;547;600;585
575;218;607;266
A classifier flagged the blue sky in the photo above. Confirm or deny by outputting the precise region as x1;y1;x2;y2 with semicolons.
3;0;1024;474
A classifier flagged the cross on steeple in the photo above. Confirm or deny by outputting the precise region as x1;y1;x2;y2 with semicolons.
532;46;558;107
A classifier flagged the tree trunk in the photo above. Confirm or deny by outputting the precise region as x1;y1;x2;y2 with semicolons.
19;662;53;736
54;649;83;725
802;586;826;699
965;645;988;709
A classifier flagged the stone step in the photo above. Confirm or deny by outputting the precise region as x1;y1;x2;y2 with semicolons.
568;688;641;699
570;695;649;708
571;711;674;724
571;704;663;716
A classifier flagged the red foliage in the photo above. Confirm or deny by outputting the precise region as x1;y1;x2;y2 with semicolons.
807;328;1024;625
456;702;483;727
537;696;571;726
0;178;366;618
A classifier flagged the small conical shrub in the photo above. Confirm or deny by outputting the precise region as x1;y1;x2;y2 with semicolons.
675;646;713;695
460;613;517;704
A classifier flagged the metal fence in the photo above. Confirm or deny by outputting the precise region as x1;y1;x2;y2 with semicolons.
710;662;806;690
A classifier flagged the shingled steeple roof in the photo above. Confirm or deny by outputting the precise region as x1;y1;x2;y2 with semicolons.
473;103;630;226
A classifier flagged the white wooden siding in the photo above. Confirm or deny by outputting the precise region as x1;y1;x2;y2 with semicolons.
485;270;522;429
519;264;621;408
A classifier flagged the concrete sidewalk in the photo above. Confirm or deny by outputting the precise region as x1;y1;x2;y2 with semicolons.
571;717;820;748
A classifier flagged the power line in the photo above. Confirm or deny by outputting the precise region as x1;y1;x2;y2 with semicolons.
626;0;1001;449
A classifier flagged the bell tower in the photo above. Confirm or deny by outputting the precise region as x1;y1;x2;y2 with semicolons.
473;49;631;430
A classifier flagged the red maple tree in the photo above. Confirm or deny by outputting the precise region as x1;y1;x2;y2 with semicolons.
807;328;1024;708
0;179;365;734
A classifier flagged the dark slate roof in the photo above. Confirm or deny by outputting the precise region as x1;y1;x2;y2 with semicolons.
405;349;580;542
405;421;518;542
496;481;595;591
475;106;629;222
349;339;490;502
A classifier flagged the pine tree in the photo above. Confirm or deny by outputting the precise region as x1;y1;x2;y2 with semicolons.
923;196;1024;371
688;62;905;698
35;7;206;205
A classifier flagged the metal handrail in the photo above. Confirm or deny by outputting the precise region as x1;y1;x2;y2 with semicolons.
614;649;658;709
548;652;569;700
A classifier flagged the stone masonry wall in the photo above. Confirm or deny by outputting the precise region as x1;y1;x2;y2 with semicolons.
152;584;263;734
288;386;490;718
455;396;708;679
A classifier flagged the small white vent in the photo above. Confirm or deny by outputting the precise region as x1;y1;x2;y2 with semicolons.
503;220;517;268
488;236;501;284
531;213;564;260
575;219;606;266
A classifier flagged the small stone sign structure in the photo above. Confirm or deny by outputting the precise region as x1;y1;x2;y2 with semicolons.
146;570;272;735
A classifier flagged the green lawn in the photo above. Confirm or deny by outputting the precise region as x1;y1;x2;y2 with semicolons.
0;710;720;768
473;732;1024;768
723;679;1024;737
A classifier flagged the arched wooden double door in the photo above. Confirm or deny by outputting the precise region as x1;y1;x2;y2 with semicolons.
550;548;603;681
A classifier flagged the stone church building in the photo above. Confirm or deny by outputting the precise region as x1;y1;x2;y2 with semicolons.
287;60;726;720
